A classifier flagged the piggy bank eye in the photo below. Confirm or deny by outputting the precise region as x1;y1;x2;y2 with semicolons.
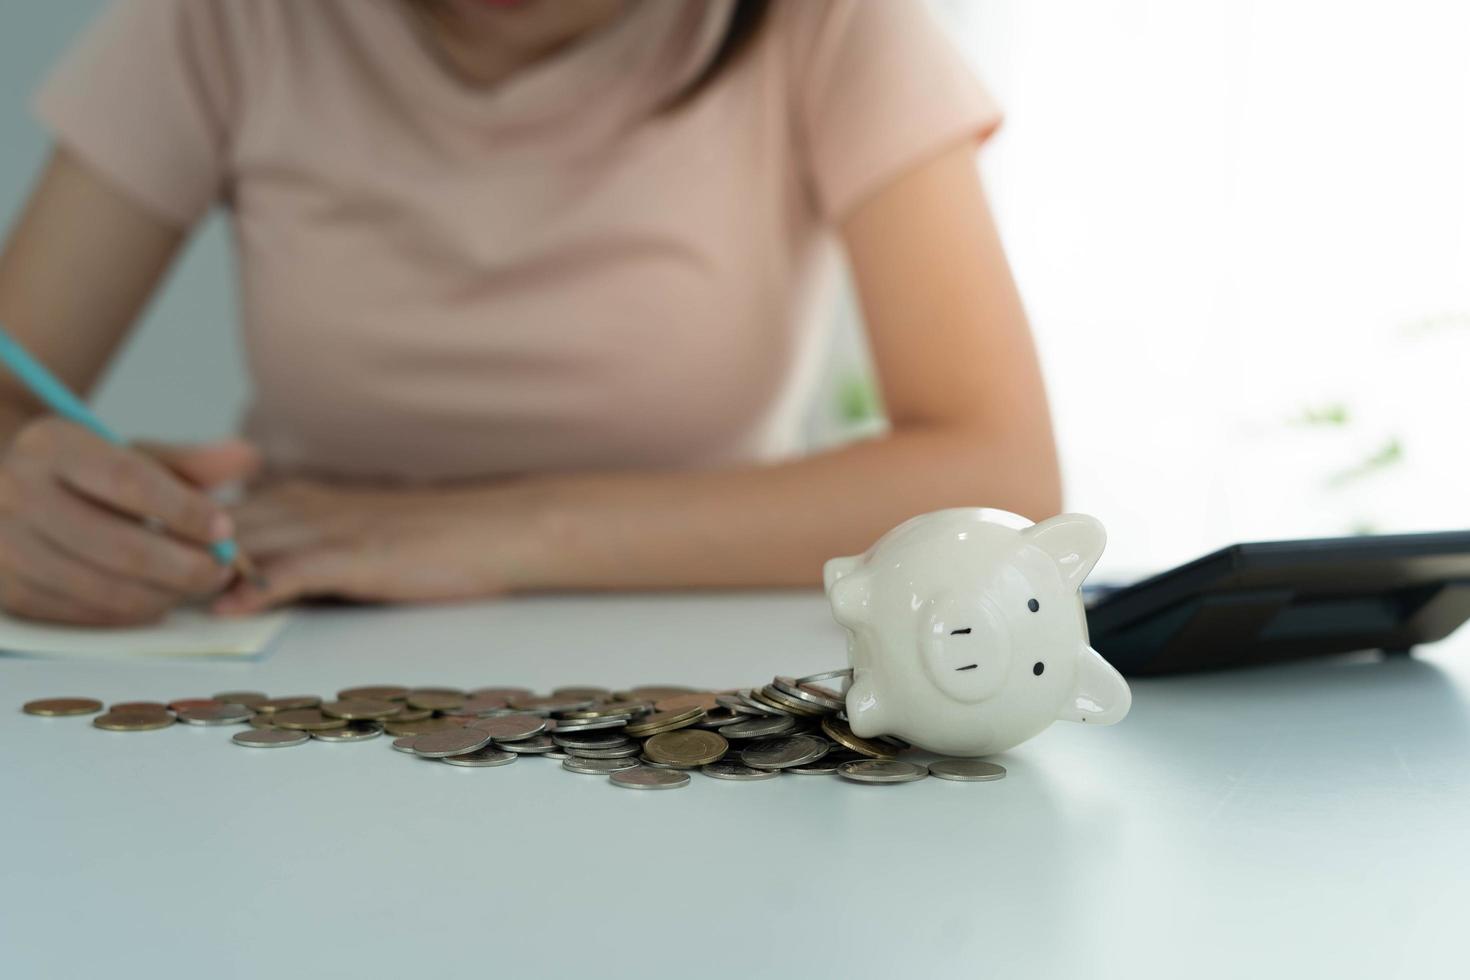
1027;598;1040;612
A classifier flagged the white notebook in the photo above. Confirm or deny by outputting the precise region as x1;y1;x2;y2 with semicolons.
0;608;291;659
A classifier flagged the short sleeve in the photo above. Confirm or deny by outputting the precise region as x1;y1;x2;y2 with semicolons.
785;0;1002;221
33;0;239;227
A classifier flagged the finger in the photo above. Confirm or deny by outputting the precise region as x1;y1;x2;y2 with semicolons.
0;574;133;627
0;525;173;623
31;483;233;595
137;439;262;490
232;518;328;560
34;422;231;545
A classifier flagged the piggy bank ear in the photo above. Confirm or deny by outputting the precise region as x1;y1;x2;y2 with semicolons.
1025;513;1106;590
824;557;870;627
1058;646;1132;725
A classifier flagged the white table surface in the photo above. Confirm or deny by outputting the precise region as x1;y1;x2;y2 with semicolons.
3;592;1468;980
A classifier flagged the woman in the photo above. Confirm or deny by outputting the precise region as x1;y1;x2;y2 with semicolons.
0;0;1059;625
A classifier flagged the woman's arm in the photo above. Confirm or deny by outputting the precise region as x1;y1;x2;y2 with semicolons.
0;148;250;624
222;141;1061;608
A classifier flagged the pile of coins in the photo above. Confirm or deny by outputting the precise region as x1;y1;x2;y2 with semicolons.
20;670;1006;791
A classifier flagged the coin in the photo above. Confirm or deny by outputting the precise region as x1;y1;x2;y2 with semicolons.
247;715;278;730
22;698;103;717
110;701;171;714
551;686;610;700
312;722;384;742
406;690;465;711
320;699;401;721
497;734;557;754
623;707;703;737
384;715;462;736
391;736;420;753
412;727;494;758
552;731;629;751
457;695;510;716
927;759;1007;782
254;696;320;714
167;698;221;713
770;676;844;711
837;759;928;784
562;701;653;719
470;715;547;741
94;712;174;731
695;709;742;729
546;714;629;732
786;751;862;775
627;685;696;700
741;734;829;770
442;746;516;768
176;703;254;726
468;687;533;701
233;729;309;748
820;716;897;759
652;692;719;714
610;767;690;790
644;729;728;768
718;714;797;739
337;686;409;702
508;695;596;715
566;742;642;759
212;691;268;708
701;760;780;781
384;707;432;723
562;756;641;774
271;708;349;732
797;668;852;686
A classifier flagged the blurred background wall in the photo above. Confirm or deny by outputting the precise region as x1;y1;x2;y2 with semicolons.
2;1;1467;580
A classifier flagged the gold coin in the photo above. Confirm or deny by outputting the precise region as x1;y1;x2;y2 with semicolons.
270;708;348;731
406;690;466;712
551;686;611;700
212;691;268;708
23;698;103;717
167;698;221;714
385;707;432;723
627;685;696;701
560;701;652;720
337;685;409;702
821;716;897;759
94;712;174;732
624;707;704;737
320;699;401;720
644;729;728;767
110;701;171;714
383;715;464;737
652;693;720;714
254;696;321;714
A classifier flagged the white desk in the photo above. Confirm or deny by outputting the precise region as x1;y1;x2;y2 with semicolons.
3;593;1468;979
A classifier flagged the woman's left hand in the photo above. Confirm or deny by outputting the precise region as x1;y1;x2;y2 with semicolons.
213;479;540;615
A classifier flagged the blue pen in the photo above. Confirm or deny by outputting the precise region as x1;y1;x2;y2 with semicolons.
0;323;245;571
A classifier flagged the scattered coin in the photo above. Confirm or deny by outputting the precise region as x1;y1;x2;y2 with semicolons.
469;715;547;741
836;759;928;784
497;734;557;754
22;698;103;717
167;698;221;714
821;716;897;759
652;692;719;714
110;701;171;714
786;752;862;775
719;714;797;739
412;728;494;758
567;742;642;759
546;714;629;732
337;686;409;702
457;695;510;716
552;731;629;751
551;686;610;700
94;712;174;732
320;699;401;721
442;746;516;768
233;729;309;748
212;691;268;708
254;696;321;714
312;722;384;742
702;760;780;781
623;707;703;737
644;729;728;768
406;690;465;712
384;707;433;723
610;767;690;790
391;736;420;753
927;759;1007;782
468;687;533;701
562;756;641;774
176;703;255;726
271;709;349;732
384;716;462;737
741;734;829;770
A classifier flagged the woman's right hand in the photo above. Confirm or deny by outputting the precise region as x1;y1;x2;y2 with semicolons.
0;417;259;625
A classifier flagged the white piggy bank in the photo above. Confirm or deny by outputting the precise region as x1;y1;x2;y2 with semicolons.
824;508;1131;757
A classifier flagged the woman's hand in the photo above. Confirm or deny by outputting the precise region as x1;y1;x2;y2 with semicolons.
0;418;258;625
214;479;541;614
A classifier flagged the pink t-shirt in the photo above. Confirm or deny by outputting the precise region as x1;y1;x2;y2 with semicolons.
37;0;998;482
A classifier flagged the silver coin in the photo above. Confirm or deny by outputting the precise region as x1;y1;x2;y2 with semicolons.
638;755;682;769
702;760;780;781
610;767;690;791
176;703;254;726
552;731;629;750
498;734;557;754
442;746;517;768
738;691;791;716
837;759;928;784
544;750;570;760
391;736;420;753
546;715;629;732
468;715;547;741
741;734;829;770
562;756;641;775
786;750;861;775
312;722;383;743
412;728;495;758
232;729;309;748
718;714;797;739
568;743;642;759
796;667;853;686
695;709;743;729
771;676;844;711
927;759;1007;782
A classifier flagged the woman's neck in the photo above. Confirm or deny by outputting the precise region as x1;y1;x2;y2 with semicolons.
403;0;632;90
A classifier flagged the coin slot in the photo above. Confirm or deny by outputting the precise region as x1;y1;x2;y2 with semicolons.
950;627;972;634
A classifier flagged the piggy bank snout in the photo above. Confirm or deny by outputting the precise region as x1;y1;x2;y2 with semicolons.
920;595;1014;703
